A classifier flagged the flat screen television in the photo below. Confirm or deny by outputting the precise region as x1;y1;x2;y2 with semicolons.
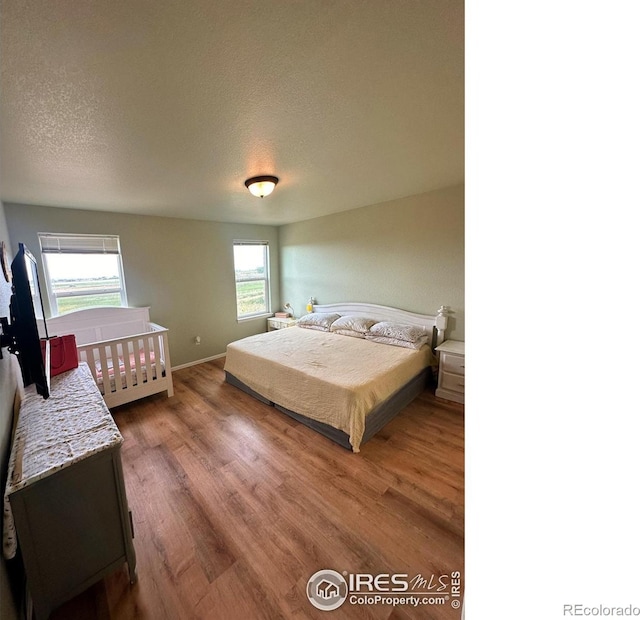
6;243;51;398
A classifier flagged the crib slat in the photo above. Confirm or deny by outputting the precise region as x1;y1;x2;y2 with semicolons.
160;331;174;397
110;343;123;392
98;346;110;395
142;337;152;383
133;338;143;387
152;333;162;381
122;340;133;393
85;348;98;383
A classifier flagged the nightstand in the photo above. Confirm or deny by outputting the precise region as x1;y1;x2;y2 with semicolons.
435;340;465;404
267;317;297;331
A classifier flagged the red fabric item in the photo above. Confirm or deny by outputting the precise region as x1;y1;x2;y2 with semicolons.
41;335;79;377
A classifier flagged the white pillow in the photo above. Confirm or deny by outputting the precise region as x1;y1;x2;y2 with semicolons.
329;315;377;334
296;312;341;331
332;328;366;339
369;321;429;343
366;334;430;350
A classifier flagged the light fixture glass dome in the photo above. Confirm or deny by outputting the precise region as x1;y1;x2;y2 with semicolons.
244;175;278;198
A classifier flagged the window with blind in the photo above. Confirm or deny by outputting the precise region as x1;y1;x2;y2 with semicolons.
233;241;270;319
38;233;128;315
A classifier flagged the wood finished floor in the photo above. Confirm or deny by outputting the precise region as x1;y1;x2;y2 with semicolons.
51;358;464;620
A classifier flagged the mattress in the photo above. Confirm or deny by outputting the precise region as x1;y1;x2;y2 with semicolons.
224;327;433;451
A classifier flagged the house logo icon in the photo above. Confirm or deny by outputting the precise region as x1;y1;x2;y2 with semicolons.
306;569;348;611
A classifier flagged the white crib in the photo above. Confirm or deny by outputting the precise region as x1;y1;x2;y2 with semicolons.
38;307;174;409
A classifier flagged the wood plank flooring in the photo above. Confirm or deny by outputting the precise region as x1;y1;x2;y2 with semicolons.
50;358;464;620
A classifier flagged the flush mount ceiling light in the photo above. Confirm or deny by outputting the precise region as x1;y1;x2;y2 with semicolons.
244;175;279;198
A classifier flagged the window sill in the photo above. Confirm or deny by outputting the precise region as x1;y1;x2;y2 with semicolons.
237;312;271;323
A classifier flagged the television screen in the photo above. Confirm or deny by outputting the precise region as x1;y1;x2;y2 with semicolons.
10;243;50;398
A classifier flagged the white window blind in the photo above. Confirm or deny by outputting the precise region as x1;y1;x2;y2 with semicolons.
39;233;121;255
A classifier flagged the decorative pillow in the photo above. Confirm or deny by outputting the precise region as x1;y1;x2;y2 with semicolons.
368;321;430;343
366;334;430;350
329;315;377;335
296;312;341;331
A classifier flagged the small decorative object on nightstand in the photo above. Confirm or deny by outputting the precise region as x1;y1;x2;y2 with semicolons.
435;340;465;404
267;316;297;331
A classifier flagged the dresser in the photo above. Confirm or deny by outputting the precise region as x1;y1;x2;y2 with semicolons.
3;363;136;620
435;340;465;404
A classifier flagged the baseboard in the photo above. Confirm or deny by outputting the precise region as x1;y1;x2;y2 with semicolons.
171;352;226;371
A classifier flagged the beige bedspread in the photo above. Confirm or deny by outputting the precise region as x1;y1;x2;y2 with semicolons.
224;327;433;451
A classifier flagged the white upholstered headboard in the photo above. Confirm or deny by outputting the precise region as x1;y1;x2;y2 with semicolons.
312;302;449;346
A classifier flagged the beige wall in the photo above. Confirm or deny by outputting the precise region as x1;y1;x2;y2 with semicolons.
4;204;280;367
279;184;465;340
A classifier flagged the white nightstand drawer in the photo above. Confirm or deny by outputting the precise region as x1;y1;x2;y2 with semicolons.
435;340;465;405
440;371;465;394
441;353;465;375
267;317;296;331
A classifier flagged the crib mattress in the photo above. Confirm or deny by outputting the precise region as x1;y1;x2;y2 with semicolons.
94;351;165;394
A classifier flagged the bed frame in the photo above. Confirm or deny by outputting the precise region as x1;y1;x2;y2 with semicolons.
226;302;449;451
38;307;174;409
313;302;449;347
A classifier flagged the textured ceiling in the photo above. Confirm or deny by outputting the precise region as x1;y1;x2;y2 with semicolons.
0;0;464;225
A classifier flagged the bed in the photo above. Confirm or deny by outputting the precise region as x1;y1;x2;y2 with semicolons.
38;307;174;409
224;302;449;452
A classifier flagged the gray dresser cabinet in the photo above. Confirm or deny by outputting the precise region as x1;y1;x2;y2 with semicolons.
4;363;136;619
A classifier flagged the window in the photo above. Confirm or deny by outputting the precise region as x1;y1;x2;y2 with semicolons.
233;241;270;319
38;233;128;315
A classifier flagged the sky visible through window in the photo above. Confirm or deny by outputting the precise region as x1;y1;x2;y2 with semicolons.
46;254;120;279
233;245;264;274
